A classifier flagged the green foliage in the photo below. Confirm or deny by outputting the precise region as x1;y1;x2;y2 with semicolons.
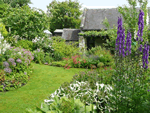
52;37;80;58
26;95;95;113
52;51;65;61
51;61;66;67
43;52;54;64
2;0;32;8
0;1;9;18
1;46;34;92
44;80;114;112
0;22;8;37
97;62;104;68
47;0;83;34
2;5;48;40
32;37;54;53
33;49;45;64
85;46;115;67
12;39;34;51
51;36;65;42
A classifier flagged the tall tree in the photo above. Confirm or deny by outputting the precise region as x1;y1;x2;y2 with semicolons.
2;5;49;40
0;1;9;18
47;0;83;35
2;0;32;8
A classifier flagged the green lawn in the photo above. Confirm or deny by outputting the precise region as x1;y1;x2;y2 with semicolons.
0;62;90;113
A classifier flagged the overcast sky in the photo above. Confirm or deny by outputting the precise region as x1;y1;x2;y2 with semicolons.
29;0;150;13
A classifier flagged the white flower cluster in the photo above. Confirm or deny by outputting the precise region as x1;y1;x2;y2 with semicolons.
0;32;11;54
32;37;45;43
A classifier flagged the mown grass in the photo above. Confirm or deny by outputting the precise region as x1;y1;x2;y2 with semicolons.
0;62;90;113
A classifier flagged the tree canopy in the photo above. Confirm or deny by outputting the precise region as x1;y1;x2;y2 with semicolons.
47;0;83;35
2;5;49;40
2;0;32;8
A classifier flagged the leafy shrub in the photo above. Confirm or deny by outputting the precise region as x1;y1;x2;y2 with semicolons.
0;22;8;37
52;37;80;58
43;52;54;64
2;5;48;41
86;46;115;67
32;37;54;53
51;61;66;67
33;48;45;64
26;95;96;113
1;46;34;92
62;55;88;69
43;80;114;112
12;39;34;51
51;36;65;42
52;50;65;61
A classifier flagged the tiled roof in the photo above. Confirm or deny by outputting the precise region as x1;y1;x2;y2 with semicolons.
80;7;150;30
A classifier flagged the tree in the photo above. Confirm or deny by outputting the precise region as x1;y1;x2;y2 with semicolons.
2;0;32;8
0;1;9;18
2;5;49;40
47;0;83;35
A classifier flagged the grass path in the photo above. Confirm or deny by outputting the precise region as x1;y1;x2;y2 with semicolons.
0;62;90;113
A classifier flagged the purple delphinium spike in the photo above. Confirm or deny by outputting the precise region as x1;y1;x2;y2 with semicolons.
139;44;143;52
137;10;144;42
116;17;124;56
142;42;149;69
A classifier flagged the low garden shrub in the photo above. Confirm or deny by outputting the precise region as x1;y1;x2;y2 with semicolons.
0;46;34;92
52;37;80;58
12;39;34;51
26;95;96;113
85;46;115;67
32;37;54;53
26;79;114;113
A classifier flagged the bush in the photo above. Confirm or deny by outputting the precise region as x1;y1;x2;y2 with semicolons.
51;61;66;67
1;46;34;92
52;50;65;61
52;37;80;58
51;36;65;42
26;95;96;113
86;46;115;67
12;39;34;51
0;22;8;37
33;48;45;64
32;37;54;53
42;80;114;112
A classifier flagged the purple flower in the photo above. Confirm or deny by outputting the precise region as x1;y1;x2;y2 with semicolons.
12;62;16;66
24;72;27;75
139;44;143;52
3;61;9;67
16;59;22;63
116;16;126;57
44;62;48;65
148;89;150;92
136;10;144;42
37;49;40;52
4;67;12;73
8;58;15;63
142;43;149;69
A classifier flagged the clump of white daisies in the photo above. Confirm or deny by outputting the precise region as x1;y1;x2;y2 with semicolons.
0;32;11;54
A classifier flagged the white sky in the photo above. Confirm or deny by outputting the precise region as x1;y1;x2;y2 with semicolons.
29;0;150;13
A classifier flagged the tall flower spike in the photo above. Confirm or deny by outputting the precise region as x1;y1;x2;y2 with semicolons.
137;10;144;42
